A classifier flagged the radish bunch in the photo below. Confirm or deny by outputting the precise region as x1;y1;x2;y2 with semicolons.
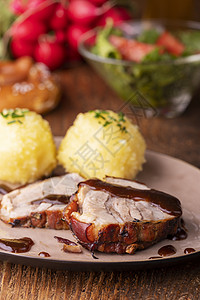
9;0;131;70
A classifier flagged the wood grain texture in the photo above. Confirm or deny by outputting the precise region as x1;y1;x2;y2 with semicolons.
0;64;200;299
1;260;200;299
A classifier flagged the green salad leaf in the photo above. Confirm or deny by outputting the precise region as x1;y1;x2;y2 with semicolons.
92;19;121;59
177;30;200;53
142;48;175;62
142;48;161;62
137;29;160;44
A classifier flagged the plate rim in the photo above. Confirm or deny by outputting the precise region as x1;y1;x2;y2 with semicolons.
0;246;199;271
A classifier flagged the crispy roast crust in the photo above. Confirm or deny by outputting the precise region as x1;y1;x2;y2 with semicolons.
64;190;180;254
9;209;69;230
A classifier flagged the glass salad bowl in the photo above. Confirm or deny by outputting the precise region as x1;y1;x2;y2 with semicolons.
79;19;200;118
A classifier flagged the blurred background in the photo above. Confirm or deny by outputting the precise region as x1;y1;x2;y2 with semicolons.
134;0;200;21
1;0;200;64
1;0;200;118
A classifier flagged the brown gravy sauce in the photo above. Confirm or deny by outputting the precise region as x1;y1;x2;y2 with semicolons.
91;252;99;259
38;251;50;257
31;194;70;206
149;256;163;259
54;236;77;246
181;218;187;232
184;248;196;254
168;218;187;241
168;227;187;241
0;184;12;195
158;245;177;257
0;237;34;253
82;179;182;217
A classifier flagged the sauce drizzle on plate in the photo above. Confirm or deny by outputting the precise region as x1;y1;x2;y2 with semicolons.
38;251;50;257
158;245;177;257
184;248;196;254
0;237;34;253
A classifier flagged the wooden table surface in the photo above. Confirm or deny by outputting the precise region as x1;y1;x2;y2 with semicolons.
1;64;200;300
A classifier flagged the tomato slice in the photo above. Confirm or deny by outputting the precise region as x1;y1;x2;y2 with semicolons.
109;35;157;62
156;31;185;56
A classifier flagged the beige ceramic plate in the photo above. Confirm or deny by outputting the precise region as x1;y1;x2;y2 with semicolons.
0;139;199;270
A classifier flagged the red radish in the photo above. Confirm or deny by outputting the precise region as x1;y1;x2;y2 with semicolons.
97;7;131;26
11;39;36;58
156;31;185;56
10;0;28;15
56;30;66;43
34;39;66;70
109;35;156;62
50;3;68;30
26;0;56;21
67;0;112;26
88;0;108;6
11;20;47;42
66;24;90;50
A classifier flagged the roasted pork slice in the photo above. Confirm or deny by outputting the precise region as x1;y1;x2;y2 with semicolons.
0;173;84;229
64;178;182;254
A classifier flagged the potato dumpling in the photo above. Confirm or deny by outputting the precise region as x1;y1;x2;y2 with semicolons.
58;110;146;179
0;108;56;184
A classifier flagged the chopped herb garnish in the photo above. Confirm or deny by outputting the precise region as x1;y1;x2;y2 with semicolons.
11;113;24;118
108;116;117;122
1;112;9;118
1;108;29;125
118;112;126;122
7;120;16;125
103;121;112;127
93;110;109;120
90;110;128;133
117;123;128;133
